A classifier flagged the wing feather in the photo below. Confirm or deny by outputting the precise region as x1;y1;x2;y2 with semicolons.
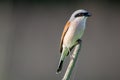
60;21;70;53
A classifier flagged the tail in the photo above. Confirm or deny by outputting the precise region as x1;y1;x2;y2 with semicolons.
56;60;64;73
56;48;68;74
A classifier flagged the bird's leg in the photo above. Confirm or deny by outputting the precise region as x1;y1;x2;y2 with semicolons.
70;54;74;60
69;46;75;59
70;39;82;60
67;47;71;54
66;47;70;56
70;39;82;51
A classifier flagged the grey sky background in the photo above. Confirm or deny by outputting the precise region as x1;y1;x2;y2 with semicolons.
0;0;120;80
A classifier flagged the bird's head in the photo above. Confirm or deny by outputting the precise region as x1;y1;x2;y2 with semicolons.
69;9;91;21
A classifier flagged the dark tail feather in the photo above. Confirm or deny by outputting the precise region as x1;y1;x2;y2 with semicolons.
56;61;63;74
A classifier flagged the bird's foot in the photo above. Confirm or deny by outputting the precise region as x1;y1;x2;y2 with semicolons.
77;39;82;44
70;54;75;60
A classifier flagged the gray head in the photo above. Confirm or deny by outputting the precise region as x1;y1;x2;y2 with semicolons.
69;9;91;21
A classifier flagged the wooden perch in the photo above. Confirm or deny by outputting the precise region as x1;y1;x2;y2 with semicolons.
62;40;82;80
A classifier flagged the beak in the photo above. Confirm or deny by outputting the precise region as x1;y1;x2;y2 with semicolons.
85;12;92;17
84;12;92;17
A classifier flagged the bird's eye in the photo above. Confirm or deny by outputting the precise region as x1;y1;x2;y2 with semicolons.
75;13;84;17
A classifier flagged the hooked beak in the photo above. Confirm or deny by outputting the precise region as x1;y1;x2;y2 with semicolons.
85;12;92;17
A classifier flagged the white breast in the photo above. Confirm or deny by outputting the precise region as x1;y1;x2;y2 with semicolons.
63;17;87;48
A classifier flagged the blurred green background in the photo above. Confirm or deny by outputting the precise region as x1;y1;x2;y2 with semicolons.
0;0;120;80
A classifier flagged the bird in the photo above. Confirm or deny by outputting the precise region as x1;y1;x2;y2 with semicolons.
56;9;91;74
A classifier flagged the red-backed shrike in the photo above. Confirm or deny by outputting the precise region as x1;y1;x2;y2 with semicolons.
57;9;91;73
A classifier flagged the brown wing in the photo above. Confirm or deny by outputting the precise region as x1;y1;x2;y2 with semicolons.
60;21;70;53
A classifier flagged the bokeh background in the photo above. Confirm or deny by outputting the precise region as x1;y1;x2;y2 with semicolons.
0;0;120;80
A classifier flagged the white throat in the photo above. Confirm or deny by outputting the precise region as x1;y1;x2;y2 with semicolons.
72;17;87;29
